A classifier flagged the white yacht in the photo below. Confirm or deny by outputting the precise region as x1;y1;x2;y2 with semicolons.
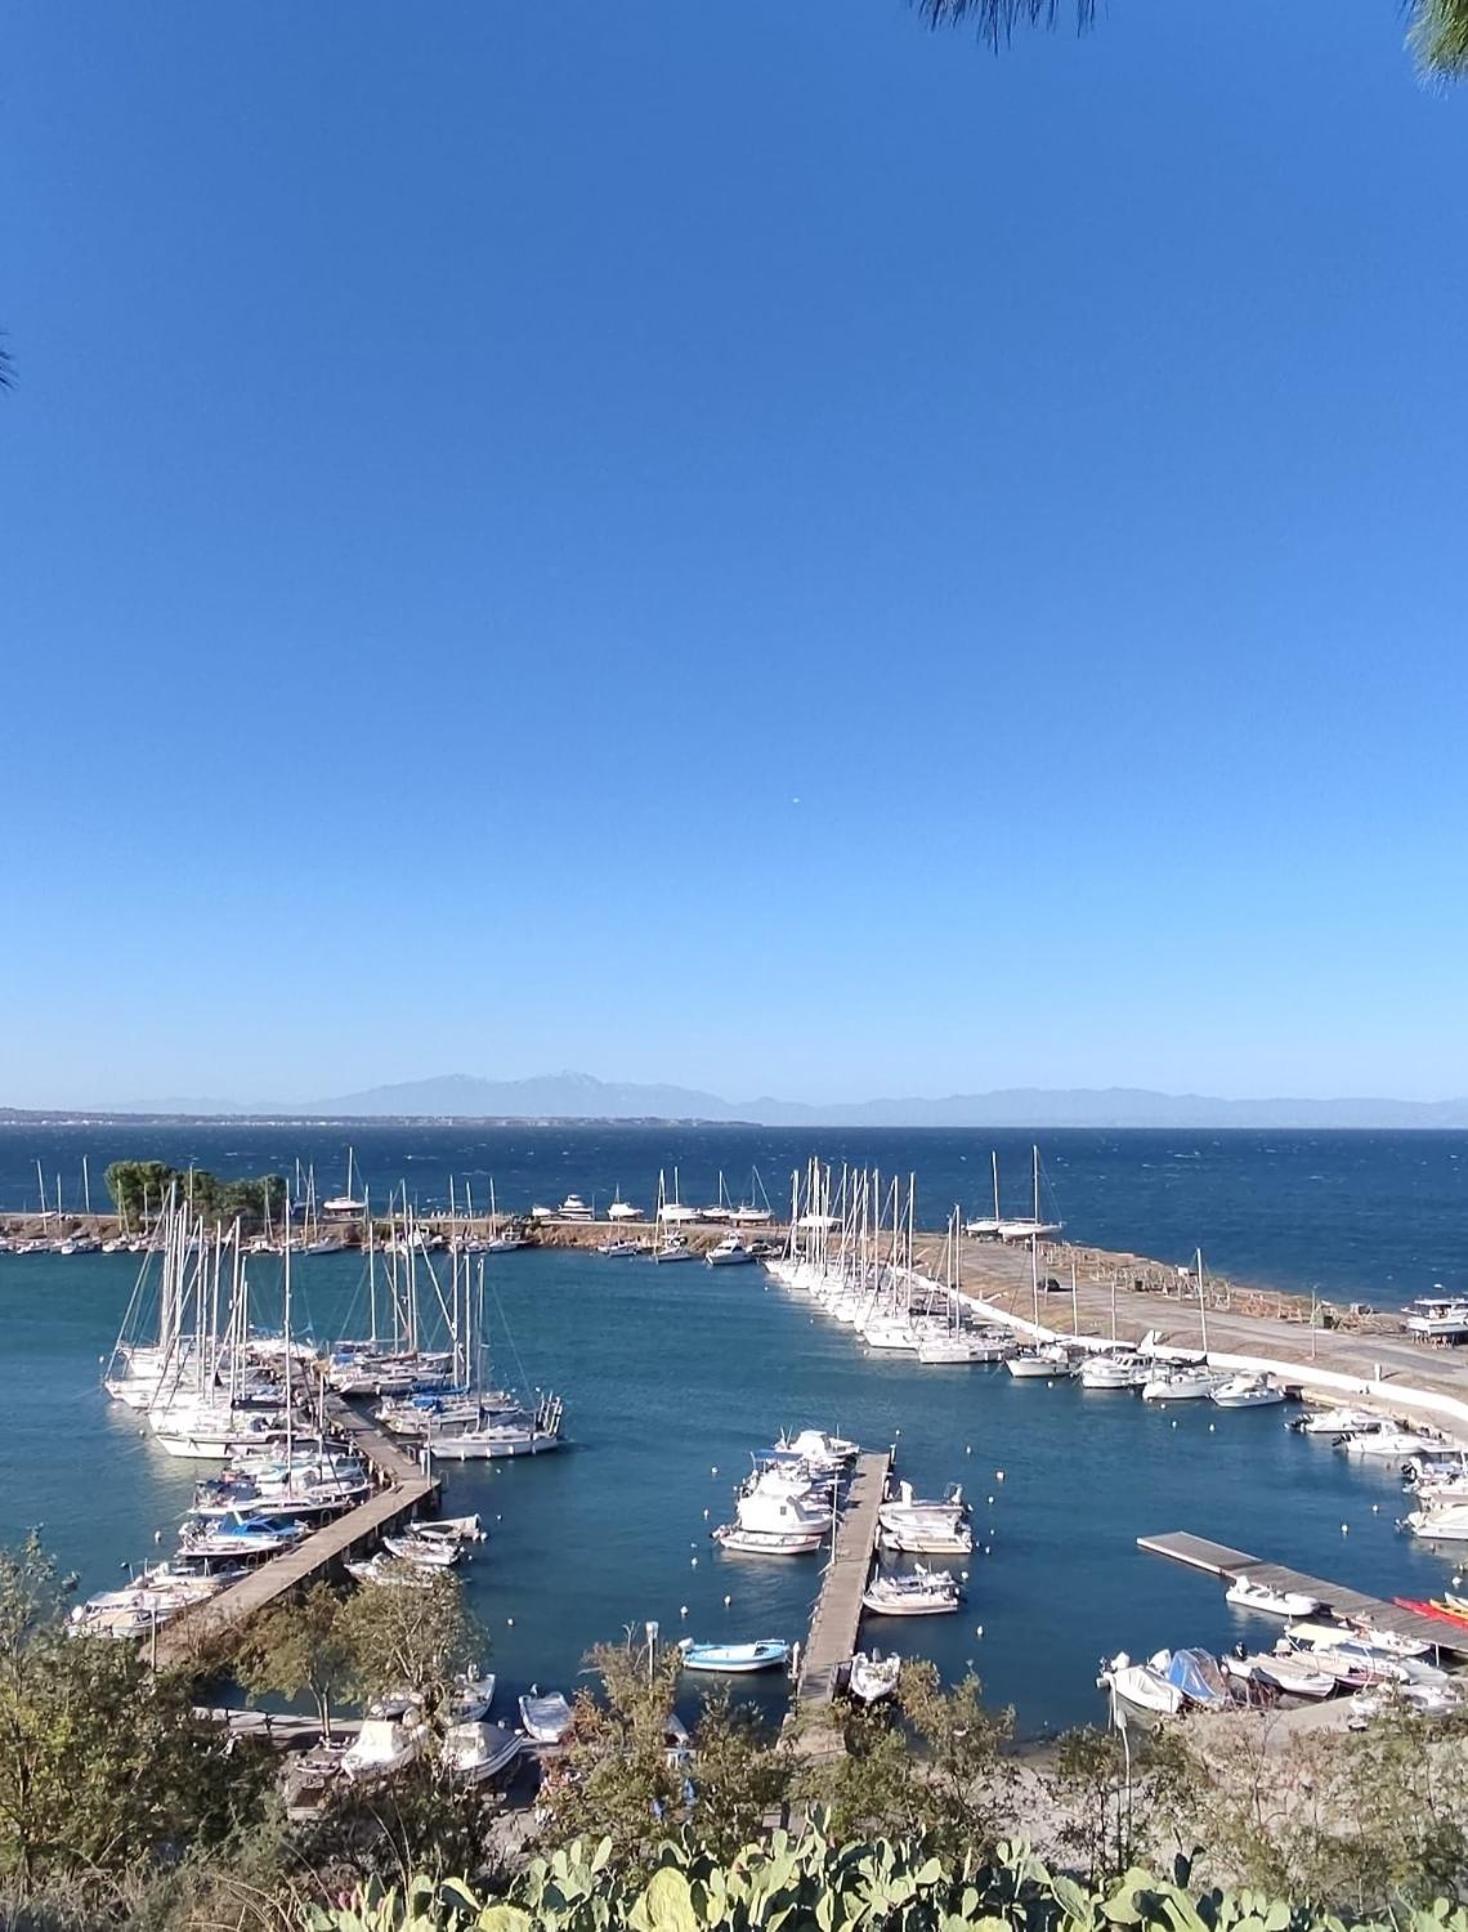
713;1480;827;1556
861;1566;961;1617
707;1233;757;1267
1225;1574;1323;1618
1405;1294;1468;1341
557;1194;594;1221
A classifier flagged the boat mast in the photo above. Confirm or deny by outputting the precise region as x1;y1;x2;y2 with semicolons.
1196;1247;1208;1355
992;1150;1000;1223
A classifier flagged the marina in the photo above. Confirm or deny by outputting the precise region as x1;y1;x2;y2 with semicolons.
4;1125;1468;1737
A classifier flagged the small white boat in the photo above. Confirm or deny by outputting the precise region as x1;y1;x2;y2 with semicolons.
1079;1351;1150;1390
381;1533;461;1569
861;1566;961;1616
1212;1374;1286;1409
1006;1345;1072;1380
1338;1424;1441;1461
598;1238;643;1258
678;1638;791;1673
1225;1574;1323;1619
518;1690;574;1744
1097;1651;1184;1717
441;1720;521;1784
344;1555;435;1590
847;1651;902;1703
341;1716;422;1781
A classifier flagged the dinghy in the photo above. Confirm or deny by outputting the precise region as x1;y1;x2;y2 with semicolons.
1097;1651;1185;1716
678;1638;791;1674
518;1690;574;1744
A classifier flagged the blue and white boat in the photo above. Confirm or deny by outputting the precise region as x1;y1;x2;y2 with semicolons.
678;1638;791;1674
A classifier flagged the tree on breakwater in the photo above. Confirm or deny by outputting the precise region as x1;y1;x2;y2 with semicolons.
104;1159;287;1229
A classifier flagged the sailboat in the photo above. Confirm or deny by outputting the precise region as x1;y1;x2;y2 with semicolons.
964;1152;1005;1239
485;1179;526;1252
652;1169;699;1261
995;1146;1063;1242
426;1260;567;1460
321;1148;366;1222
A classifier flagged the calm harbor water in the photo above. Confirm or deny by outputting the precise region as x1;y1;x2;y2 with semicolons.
1;1183;1464;1736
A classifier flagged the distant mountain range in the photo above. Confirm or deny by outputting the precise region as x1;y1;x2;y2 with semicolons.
12;1071;1468;1129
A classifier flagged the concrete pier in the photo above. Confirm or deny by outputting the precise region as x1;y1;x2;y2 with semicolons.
796;1449;892;1705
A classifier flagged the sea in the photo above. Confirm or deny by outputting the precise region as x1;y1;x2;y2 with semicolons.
2;1122;1466;1738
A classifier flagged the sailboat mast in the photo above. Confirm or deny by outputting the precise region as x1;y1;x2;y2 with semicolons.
1196;1247;1208;1355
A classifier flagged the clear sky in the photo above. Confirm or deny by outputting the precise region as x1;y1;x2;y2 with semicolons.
2;1;1465;1109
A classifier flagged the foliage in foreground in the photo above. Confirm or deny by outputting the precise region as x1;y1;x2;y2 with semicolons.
104;1159;287;1229
304;1825;1468;1932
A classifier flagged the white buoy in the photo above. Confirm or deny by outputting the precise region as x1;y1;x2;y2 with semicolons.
987;1496;995;1505
965;1445;972;1455
507;1617;515;1627
1208;1423;1215;1433
680;1605;689;1618
975;1624;984;1637
703;1508;710;1520
723;1594;732;1607
711;1467;718;1477
996;1470;1005;1481
691;1556;699;1567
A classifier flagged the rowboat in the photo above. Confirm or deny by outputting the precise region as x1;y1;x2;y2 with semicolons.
678;1638;791;1673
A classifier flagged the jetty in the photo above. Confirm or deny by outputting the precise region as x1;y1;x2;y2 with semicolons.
152;1400;439;1672
1137;1529;1468;1657
796;1448;892;1705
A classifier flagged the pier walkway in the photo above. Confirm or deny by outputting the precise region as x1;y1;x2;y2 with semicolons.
152;1402;439;1672
1137;1529;1468;1657
796;1449;892;1705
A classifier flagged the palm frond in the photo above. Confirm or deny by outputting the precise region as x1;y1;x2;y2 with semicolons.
1411;0;1468;73
0;341;12;391
912;0;1096;49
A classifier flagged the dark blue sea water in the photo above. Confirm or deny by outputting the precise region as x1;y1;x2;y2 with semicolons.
6;1121;1468;1302
2;1125;1466;1737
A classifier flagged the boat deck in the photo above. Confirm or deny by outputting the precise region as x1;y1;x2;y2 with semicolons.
796;1449;893;1704
1137;1529;1468;1656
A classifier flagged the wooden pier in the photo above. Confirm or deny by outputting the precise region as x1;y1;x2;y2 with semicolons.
152;1404;440;1672
1137;1529;1468;1657
796;1449;893;1705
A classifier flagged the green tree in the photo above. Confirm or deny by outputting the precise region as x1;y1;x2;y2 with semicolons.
241;1582;353;1741
894;1660;1015;1858
534;1633;688;1875
0;1533;264;1901
337;1569;479;1726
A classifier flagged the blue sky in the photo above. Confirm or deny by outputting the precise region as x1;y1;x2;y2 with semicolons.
2;1;1465;1108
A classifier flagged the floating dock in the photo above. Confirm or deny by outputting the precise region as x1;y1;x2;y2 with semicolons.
796;1448;893;1704
1137;1529;1468;1656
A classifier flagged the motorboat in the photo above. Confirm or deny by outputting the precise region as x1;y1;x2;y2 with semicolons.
1404;1295;1468;1341
861;1565;961;1616
847;1651;902;1703
1164;1647;1232;1709
177;1511;307;1559
1211;1374;1286;1409
341;1717;422;1781
598;1237;643;1258
714;1483;827;1555
1141;1365;1219;1402
878;1480;972;1554
606;1196;644;1222
707;1234;757;1267
775;1427;859;1466
557;1194;594;1221
1223;1650;1336;1700
441;1720;522;1784
1225;1574;1323;1619
917;1329;1010;1365
1402;1501;1468;1541
1337;1423;1442;1461
1290;1405;1383;1436
1097;1651;1185;1717
518;1690;574;1745
1006;1344;1073;1380
381;1532;462;1569
1079;1351;1150;1391
678;1638;791;1673
344;1555;435;1589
